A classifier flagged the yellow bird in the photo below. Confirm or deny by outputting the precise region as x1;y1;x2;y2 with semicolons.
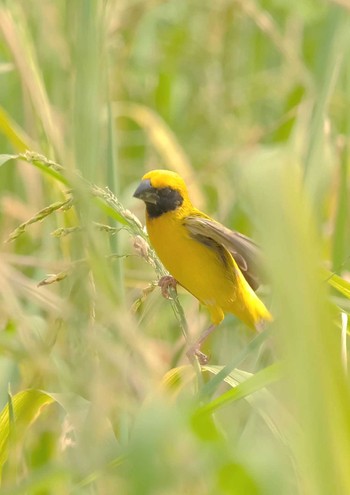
133;170;272;363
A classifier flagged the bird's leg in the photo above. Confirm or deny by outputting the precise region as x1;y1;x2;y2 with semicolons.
186;324;217;365
158;275;178;299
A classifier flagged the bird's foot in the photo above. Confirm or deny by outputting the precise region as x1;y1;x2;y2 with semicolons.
186;345;209;365
186;324;217;365
158;275;177;299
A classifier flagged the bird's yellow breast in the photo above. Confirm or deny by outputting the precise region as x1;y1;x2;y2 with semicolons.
146;209;249;326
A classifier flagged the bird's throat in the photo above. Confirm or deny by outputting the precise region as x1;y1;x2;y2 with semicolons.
146;187;184;218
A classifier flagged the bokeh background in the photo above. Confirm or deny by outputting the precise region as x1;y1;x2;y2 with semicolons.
0;1;350;494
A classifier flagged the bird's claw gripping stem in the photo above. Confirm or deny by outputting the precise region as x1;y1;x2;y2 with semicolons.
186;346;209;365
158;275;178;299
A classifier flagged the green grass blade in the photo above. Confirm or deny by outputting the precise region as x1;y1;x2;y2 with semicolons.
0;390;55;476
197;363;282;416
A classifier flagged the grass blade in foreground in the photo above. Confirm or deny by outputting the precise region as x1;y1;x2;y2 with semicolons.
0;390;55;479
244;158;350;495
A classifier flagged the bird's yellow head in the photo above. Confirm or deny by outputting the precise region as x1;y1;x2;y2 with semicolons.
133;169;191;218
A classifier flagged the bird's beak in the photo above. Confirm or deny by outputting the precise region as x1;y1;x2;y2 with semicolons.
133;179;158;204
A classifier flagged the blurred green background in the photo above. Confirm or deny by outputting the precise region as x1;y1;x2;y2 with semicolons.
0;1;350;494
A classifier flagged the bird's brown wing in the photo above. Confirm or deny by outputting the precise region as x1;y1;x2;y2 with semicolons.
183;215;262;291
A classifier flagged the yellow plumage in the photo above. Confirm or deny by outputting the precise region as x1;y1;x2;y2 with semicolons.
134;170;272;331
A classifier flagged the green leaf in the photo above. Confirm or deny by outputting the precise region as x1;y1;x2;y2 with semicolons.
0;152;68;185
0;106;33;151
197;363;282;416
0;389;55;477
201;364;292;446
325;270;350;299
0;154;18;167
199;328;273;400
